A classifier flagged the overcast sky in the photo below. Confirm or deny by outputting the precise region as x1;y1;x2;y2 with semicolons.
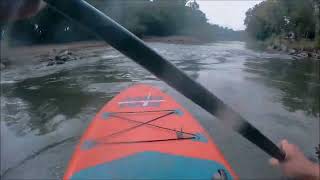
197;0;263;30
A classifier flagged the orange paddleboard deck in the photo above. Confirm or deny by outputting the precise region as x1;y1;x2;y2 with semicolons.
64;84;237;180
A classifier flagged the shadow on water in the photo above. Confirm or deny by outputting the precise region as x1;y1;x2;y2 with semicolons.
1;63;138;136
244;58;320;118
2;72;97;136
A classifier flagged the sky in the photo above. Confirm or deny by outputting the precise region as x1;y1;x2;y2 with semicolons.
197;0;263;30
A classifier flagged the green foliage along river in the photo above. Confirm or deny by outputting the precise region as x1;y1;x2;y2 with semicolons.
1;0;243;46
245;0;320;49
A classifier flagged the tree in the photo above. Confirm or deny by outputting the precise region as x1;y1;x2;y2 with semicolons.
314;0;320;46
245;0;317;41
244;0;287;40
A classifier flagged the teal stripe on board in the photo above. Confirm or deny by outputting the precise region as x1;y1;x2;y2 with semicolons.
71;151;233;180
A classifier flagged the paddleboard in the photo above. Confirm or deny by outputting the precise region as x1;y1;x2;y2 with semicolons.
64;84;237;179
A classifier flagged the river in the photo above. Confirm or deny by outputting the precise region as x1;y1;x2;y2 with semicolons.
1;41;319;179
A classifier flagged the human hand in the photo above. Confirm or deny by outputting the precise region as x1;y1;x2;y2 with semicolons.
269;139;319;180
0;0;45;22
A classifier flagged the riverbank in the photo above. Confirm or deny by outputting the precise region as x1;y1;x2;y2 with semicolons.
267;39;320;60
247;38;320;61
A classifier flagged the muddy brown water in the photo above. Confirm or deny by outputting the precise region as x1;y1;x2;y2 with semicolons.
1;41;319;179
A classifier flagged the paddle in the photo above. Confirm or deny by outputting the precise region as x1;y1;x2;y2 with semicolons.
43;0;286;161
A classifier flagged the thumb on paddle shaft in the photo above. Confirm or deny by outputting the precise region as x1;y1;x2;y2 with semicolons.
269;139;319;180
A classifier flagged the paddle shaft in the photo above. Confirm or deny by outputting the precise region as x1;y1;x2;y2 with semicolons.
44;0;286;161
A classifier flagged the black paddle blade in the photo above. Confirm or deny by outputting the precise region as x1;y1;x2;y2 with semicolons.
43;0;286;161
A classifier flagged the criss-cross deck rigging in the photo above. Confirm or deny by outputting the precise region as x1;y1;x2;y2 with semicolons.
95;110;198;145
